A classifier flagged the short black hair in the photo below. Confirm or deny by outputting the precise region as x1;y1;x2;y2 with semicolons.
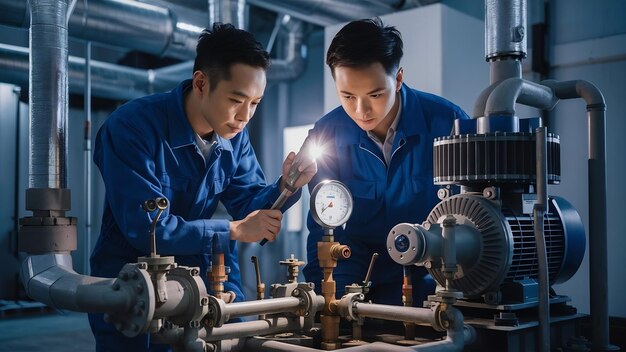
193;23;270;91
326;17;403;76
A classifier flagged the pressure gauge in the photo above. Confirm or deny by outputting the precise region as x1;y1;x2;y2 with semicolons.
310;180;353;228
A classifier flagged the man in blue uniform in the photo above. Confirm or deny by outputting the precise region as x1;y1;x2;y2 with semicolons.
303;18;469;306
89;23;316;351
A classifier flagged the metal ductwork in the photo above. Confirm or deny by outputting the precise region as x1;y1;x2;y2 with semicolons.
29;0;68;190
209;0;248;29
0;44;179;101
267;16;306;81
246;0;437;26
0;0;200;60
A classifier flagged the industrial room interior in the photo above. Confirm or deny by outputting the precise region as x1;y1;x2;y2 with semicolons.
0;0;625;351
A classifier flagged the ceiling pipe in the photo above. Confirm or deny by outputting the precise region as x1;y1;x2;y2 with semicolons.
209;0;248;29
0;43;179;101
0;0;200;60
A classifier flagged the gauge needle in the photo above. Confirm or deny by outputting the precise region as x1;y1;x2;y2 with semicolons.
321;201;334;213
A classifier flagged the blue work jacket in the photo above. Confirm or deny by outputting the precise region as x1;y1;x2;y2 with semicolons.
91;80;298;302
303;84;468;305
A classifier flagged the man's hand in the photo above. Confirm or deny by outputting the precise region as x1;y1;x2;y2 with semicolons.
230;209;283;242
280;151;318;195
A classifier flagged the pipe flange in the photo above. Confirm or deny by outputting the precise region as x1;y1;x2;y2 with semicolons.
291;283;316;317
165;266;209;326
203;295;226;328
338;293;364;323
105;263;155;337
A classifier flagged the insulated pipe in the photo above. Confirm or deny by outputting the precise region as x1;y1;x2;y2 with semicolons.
245;0;397;27
534;126;550;352
0;0;199;60
0;43;179;101
29;0;69;189
541;80;612;351
209;0;247;29
266;17;306;82
222;297;302;320
485;77;558;117
21;253;133;312
485;0;527;60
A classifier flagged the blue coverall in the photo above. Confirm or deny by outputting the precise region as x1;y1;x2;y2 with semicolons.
89;80;298;351
303;83;469;306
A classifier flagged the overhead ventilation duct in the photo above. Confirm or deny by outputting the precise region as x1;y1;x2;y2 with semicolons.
0;44;179;101
246;0;435;26
0;0;199;60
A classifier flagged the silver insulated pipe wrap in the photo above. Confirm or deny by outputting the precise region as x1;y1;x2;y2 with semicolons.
485;0;526;60
29;0;69;189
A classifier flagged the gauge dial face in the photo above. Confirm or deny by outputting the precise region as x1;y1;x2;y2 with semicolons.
311;180;353;228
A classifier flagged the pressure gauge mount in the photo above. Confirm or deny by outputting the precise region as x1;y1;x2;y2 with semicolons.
310;180;353;228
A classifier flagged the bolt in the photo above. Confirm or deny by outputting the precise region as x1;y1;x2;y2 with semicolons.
136;283;144;294
119;271;129;281
112;282;120;291
131;271;139;280
138;300;145;308
293;289;300;296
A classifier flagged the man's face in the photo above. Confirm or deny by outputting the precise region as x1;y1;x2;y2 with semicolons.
333;63;402;135
199;63;266;139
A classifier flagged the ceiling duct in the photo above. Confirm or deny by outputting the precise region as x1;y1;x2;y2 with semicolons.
0;44;179;101
0;0;200;60
245;0;437;26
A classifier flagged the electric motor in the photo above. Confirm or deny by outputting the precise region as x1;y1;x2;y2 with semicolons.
387;194;585;301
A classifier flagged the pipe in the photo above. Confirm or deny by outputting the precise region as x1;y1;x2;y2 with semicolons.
29;0;69;189
352;302;438;327
246;0;397;27
485;0;527;60
209;0;248;29
203;317;304;341
223;297;302;320
541;80;612;351
0;43;179;101
0;0;200;60
533;126;550;352
21;253;133;312
473;60;522;118
266;17;306;82
83;41;92;274
485;77;558;117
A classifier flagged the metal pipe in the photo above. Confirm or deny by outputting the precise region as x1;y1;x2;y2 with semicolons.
485;0;527;60
533;126;550;352
0;0;200;60
29;0;69;189
473;60;522;118
0;43;179;101
353;302;438;327
541;79;612;351
83;40;92;274
153;280;190;318
485;77;558;117
202;317;303;342
21;253;133;312
223;297;302;319
209;0;248;29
